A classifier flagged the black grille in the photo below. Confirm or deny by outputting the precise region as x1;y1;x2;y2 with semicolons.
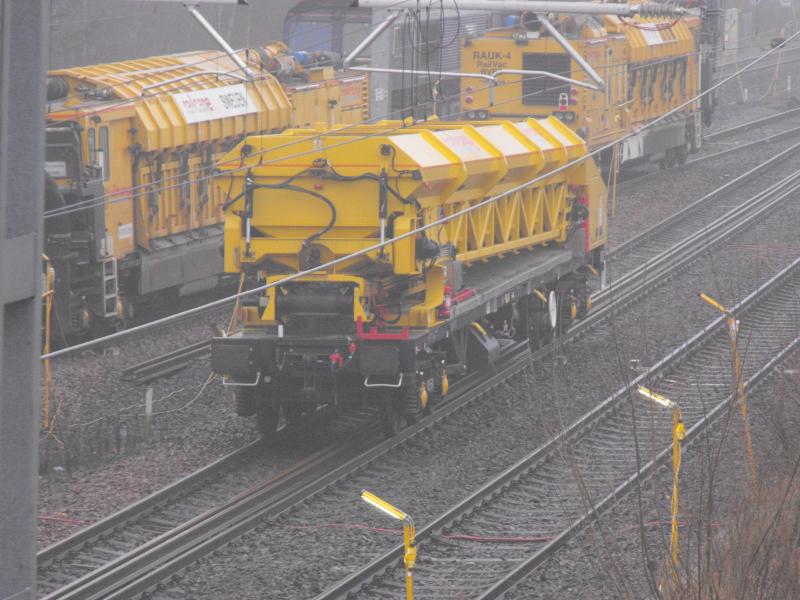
522;53;572;105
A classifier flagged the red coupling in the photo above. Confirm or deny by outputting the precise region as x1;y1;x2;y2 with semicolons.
329;351;345;369
438;285;453;319
356;316;409;340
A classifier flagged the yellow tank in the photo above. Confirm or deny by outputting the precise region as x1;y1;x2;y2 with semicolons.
216;116;606;328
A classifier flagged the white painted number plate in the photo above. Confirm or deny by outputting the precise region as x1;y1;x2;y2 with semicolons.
173;84;257;124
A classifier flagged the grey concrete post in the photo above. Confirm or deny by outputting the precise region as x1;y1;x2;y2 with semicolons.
0;1;48;598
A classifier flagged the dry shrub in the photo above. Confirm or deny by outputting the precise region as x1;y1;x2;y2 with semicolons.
675;472;800;600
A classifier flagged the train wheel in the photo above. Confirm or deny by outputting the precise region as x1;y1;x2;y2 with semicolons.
256;394;280;438
425;370;446;416
666;149;677;169
233;389;256;417
380;392;404;438
527;293;553;351
401;377;424;425
283;403;304;426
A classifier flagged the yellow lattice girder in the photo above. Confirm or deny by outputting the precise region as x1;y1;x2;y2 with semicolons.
218;117;596;278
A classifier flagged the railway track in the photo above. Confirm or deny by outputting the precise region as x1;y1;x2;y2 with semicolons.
38;339;535;600
619;123;800;186
38;144;800;598
121;340;211;384
605;143;800;281
35;409;381;597
714;45;800;77
316;252;800;600
702;106;800;142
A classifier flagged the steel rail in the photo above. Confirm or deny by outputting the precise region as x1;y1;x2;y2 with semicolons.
606;143;800;274
39;435;374;600
703;106;800;141
714;49;800;75
316;253;800;600
479;332;800;599
715;44;799;70
121;340;211;384
620;123;800;187
596;169;800;305
43;342;533;600
36;409;369;591
41;153;800;597
37;439;261;570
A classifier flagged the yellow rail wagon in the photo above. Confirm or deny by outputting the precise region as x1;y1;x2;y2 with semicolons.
210;116;606;437
460;9;715;168
44;42;368;337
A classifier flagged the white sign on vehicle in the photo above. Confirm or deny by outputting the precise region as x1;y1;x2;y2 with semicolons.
118;223;133;240
45;161;67;178
641;29;664;46
173;84;257;124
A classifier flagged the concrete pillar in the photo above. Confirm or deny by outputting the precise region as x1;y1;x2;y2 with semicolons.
0;1;48;598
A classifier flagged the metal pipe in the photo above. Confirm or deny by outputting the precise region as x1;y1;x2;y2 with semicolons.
344;10;403;69
185;3;255;79
537;16;605;89
141;70;248;94
350;66;495;82
354;0;686;17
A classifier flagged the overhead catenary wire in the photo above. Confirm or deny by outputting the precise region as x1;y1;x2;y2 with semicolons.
48;1;715;211
49;2;706;217
41;26;800;361
49;0;419;111
44;71;559;218
44;46;715;220
45;3;494;217
42;69;596;220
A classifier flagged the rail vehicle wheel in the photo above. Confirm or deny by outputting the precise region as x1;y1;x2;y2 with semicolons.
283;403;305;426
667;149;678;169
425;372;444;416
256;394;280;438
233;389;257;417
401;378;424;425
556;295;573;336
573;280;590;320
526;294;553;352
676;145;688;165
380;393;404;438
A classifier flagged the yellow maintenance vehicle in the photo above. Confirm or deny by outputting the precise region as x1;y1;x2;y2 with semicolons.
210;116;606;437
44;42;368;337
460;10;716;168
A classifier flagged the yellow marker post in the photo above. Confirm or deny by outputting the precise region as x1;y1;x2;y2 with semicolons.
361;490;417;600
698;293;758;486
42;254;55;430
637;386;684;586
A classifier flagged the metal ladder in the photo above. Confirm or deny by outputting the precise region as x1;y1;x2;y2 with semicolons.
102;257;119;318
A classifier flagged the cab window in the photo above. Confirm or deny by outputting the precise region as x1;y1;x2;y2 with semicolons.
87;128;96;166
99;126;110;180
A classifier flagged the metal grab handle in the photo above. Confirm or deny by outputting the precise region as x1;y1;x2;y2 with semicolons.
222;372;261;388
364;373;404;388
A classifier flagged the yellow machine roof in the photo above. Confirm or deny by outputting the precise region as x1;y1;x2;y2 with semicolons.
49;50;294;152
50;49;258;100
